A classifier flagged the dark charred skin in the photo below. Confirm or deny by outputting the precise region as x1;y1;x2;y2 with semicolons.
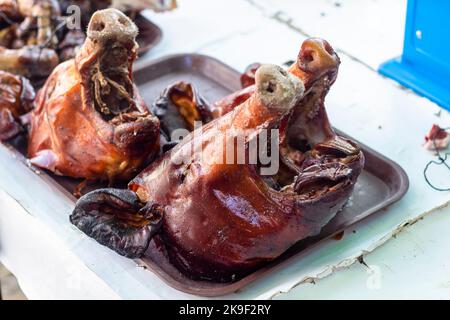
70;188;164;258
151;81;213;139
71;39;365;283
0;70;35;140
27;9;160;182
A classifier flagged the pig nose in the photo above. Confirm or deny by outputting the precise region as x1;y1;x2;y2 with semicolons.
255;64;305;111
87;8;138;45
299;38;340;73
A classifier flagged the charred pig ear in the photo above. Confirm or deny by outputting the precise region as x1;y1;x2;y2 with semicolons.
151;81;212;138
294;162;353;197
314;136;361;158
70;188;164;258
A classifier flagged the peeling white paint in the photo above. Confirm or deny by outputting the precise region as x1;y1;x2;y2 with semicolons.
268;201;450;299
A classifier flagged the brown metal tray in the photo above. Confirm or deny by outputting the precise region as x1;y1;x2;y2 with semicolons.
135;13;162;56
132;54;409;296
3;54;409;297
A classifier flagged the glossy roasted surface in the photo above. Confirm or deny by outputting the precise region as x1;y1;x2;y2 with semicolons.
127;40;365;282
71;39;365;283
27;9;160;182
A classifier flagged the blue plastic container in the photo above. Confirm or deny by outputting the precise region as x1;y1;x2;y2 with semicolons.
379;0;450;111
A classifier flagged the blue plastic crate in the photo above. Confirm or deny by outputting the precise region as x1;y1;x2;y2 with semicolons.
379;0;450;111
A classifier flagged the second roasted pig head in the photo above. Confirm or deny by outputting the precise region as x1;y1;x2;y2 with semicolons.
28;8;160;182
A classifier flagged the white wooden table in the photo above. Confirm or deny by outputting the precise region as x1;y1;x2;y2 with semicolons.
0;0;449;299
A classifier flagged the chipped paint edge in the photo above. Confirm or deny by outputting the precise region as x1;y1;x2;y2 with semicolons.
267;200;450;299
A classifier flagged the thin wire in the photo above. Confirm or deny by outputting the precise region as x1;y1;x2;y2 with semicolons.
423;127;450;191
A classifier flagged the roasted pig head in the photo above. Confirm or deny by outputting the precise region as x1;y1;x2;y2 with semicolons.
0;70;35;140
71;61;363;282
27;8;160;182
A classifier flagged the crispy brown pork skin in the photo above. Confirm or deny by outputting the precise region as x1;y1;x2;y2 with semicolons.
0;70;34;140
71;55;363;282
27;9;160;182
